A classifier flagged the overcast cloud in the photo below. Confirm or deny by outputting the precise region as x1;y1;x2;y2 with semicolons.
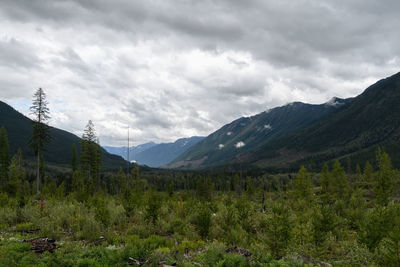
0;0;399;146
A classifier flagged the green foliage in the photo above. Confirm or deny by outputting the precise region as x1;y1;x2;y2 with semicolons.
359;205;397;251
377;231;400;267
5;154;25;197
15;222;36;232
293;166;312;200
265;203;292;257
0;126;9;184
196;241;226;267
364;161;374;185
145;190;162;224
196;177;214;201
72;143;78;172
30;88;52;196
194;203;212;239
311;205;336;248
374;148;394;205
0;148;400;266
81;120;102;193
331;160;350;200
216;253;248;267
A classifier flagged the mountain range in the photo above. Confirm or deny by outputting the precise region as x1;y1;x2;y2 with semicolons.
103;142;157;161
0;101;127;171
104;137;204;167
2;72;399;173
169;72;400;171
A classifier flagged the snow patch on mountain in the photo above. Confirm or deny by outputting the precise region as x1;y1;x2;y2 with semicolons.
235;141;245;148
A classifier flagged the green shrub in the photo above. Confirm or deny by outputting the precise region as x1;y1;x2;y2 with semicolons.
145;191;162;224
0;207;17;225
78;215;103;242
193;204;212;239
0;192;9;207
196;241;225;267
177;240;205;254
144;235;172;251
15;222;36;232
216;253;248;267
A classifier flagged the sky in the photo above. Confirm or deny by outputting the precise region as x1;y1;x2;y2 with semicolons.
0;0;399;146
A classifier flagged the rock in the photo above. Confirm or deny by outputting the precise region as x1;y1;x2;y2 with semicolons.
128;257;141;265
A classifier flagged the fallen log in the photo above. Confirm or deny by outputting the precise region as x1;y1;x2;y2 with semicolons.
23;238;57;254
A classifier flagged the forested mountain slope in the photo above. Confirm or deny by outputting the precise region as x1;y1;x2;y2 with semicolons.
170;97;352;169
247;71;400;170
0;101;126;170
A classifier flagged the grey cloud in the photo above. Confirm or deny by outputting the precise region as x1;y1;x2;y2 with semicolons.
0;38;42;70
0;0;399;145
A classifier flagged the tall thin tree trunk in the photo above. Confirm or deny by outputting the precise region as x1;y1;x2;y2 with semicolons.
36;150;40;195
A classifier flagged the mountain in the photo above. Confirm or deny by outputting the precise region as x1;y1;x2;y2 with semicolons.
170;72;400;171
169;97;352;169
136;137;204;167
104;137;204;167
0;101;126;171
246;71;400;170
103;142;157;160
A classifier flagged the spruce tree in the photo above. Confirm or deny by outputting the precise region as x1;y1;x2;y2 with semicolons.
94;138;101;189
364;161;374;188
131;164;140;180
320;163;330;194
30;88;52;195
116;167;126;195
312;204;336;248
0;126;10;185
81;120;101;192
194;204;212;239
71;143;78;172
6;154;25;197
293;165;312;200
331;160;350;199
355;164;363;187
374;149;394;206
265;203;292;257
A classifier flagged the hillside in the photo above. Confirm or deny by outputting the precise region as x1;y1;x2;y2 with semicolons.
246;71;400;170
0;101;126;171
169;97;352;169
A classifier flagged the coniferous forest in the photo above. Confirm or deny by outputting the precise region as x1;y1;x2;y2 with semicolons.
2;89;400;266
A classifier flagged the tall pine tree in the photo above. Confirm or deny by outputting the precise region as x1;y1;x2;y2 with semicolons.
293;165;312;200
331;160;350;200
374;149;394;206
0;126;10;185
81;120;101;193
30;88;52;195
